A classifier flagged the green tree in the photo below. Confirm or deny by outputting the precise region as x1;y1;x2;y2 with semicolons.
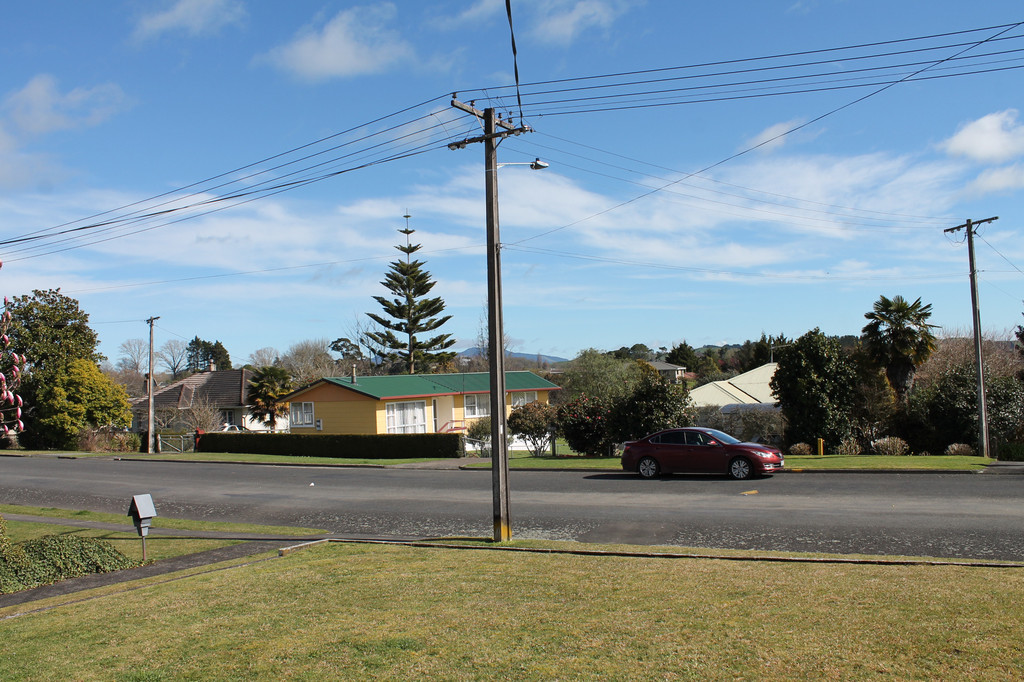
608;362;692;442
364;225;455;374
557;348;641;404
666;341;698;370
185;337;231;373
248;366;293;432
21;359;130;450
770;328;857;449
7;290;105;447
7;289;101;372
611;343;652;361
507;401;557;457
861;295;937;402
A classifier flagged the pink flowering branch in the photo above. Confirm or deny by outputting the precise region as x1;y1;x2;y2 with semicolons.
0;267;26;435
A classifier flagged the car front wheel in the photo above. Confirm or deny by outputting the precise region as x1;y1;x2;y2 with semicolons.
638;456;661;479
728;457;754;480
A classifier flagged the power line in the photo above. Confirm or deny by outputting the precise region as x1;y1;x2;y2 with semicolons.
508;22;1021;245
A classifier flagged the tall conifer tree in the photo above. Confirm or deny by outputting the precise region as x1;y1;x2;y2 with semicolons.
365;218;455;374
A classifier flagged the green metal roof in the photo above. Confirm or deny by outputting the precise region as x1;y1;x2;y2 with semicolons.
312;371;560;401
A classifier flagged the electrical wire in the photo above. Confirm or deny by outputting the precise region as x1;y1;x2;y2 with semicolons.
507;21;1021;246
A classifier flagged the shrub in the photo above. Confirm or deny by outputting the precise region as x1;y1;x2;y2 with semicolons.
944;442;976;457
78;428;143;453
1;533;137;595
507;402;557;457
466;417;491;443
556;395;614;457
789;442;813;457
996;442;1024;461
836;437;862;456
872;436;910;457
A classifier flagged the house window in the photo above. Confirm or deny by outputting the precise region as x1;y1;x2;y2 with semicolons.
290;402;314;427
464;394;490;418
386;401;426;434
511;391;538;408
221;410;236;426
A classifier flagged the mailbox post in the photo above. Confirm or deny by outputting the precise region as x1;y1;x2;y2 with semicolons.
127;494;157;560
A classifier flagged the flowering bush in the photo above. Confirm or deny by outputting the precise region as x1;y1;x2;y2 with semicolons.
836;436;862;456
556;395;614;456
871;436;910;457
944;442;975;457
789;442;813;457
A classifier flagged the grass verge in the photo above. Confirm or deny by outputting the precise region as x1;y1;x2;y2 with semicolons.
1;540;1022;680
0;504;325;567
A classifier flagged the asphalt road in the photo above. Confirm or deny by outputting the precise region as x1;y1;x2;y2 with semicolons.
2;456;1024;561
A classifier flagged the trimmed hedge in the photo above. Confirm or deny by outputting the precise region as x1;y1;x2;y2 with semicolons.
196;432;465;459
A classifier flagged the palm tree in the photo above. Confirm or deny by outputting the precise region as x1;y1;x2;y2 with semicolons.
861;295;937;402
247;366;292;432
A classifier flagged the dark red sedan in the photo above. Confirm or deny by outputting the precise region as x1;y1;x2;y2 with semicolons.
621;427;784;480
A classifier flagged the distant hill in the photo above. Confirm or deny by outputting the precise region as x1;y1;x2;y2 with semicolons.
457;348;569;365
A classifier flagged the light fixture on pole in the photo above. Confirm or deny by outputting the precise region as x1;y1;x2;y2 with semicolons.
447;96;544;542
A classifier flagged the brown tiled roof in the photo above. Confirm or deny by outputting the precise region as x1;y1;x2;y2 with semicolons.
132;369;253;410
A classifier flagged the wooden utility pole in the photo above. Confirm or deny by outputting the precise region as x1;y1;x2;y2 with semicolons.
449;96;531;541
944;217;997;458
146;316;160;454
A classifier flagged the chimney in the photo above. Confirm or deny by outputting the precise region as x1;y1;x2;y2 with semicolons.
351;364;357;384
208;362;216;372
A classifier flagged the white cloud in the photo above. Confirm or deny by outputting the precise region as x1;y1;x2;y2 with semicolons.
132;0;246;42
530;0;631;45
967;164;1024;195
262;4;414;81
3;75;130;136
744;119;806;153
941;109;1024;163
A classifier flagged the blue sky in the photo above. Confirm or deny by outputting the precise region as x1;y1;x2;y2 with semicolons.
1;1;1023;368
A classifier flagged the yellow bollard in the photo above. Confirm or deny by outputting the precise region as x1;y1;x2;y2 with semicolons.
817;438;824;457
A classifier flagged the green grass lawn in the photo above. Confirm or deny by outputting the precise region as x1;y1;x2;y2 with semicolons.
1;504;325;565
1;540;1022;680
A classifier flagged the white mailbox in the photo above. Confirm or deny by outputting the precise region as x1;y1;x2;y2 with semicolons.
127;493;157;537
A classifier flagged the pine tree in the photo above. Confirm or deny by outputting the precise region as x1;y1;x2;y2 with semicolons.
364;220;455;374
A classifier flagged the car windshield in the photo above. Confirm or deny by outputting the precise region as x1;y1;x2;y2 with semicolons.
702;429;740;445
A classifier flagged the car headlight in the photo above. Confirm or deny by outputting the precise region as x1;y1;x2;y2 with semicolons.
754;450;778;459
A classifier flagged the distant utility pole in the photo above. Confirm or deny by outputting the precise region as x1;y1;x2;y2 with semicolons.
943;217;997;459
146;316;160;454
448;95;531;542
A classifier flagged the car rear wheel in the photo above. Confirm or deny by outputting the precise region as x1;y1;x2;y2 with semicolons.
638;456;660;479
728;457;753;480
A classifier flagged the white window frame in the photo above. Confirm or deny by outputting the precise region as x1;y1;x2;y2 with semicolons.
464;394;490;418
290;402;314;427
386;400;427;434
511;391;538;408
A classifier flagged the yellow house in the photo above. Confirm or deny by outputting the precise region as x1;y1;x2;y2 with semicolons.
283;371;561;435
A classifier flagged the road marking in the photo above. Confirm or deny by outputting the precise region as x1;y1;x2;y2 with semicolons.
740;490;758;495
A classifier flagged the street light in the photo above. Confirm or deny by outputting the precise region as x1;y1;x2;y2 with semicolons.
485;153;548;542
497;158;549;171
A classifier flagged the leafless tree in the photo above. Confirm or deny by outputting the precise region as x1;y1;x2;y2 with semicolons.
280;338;338;385
101;360;147;399
179;394;224;432
248;346;279;368
158;339;188;379
117;338;148;373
